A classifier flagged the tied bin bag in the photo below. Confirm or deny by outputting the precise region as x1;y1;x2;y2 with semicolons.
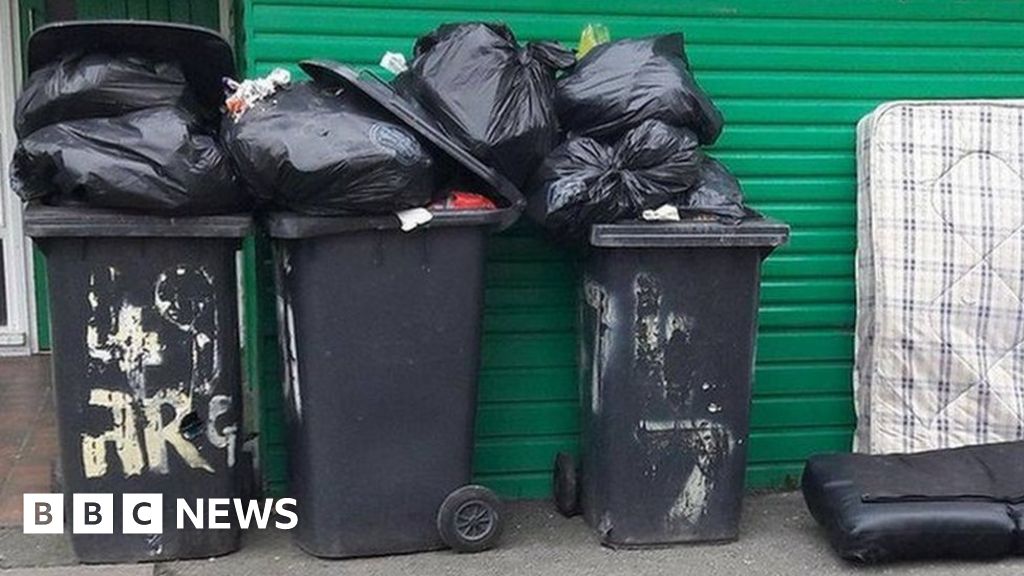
556;34;724;145
404;22;574;187
528;119;703;241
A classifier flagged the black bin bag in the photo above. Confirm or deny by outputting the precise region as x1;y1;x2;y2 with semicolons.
528;119;703;241
405;22;574;187
11;106;247;215
15;53;193;138
556;34;724;145
222;81;435;215
678;157;747;222
802;442;1024;564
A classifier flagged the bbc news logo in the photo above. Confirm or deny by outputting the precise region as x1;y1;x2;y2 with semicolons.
23;494;297;534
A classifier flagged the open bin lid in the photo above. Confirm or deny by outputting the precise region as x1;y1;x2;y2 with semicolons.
26;20;235;118
590;215;790;248
23;204;252;239
289;60;525;232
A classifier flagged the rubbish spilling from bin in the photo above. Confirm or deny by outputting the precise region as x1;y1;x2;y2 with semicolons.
224;67;291;119
526;31;752;243
262;60;521;558
15;21;251;565
527;25;790;548
8;15;787;563
10;42;246;215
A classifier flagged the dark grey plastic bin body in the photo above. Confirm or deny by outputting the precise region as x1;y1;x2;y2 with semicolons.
25;205;251;563
577;218;789;548
268;211;501;557
267;61;522;558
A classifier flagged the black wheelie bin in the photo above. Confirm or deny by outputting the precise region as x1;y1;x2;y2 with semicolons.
19;22;251;563
267;62;523;558
554;217;789;548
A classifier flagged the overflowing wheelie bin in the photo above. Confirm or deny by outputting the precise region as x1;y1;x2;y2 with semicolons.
16;22;250;563
554;218;789;547
267;62;523;558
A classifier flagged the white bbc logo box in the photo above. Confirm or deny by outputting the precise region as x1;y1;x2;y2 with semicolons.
23;493;297;534
23;493;163;534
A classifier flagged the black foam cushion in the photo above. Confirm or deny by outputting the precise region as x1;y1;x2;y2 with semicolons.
802;441;1024;563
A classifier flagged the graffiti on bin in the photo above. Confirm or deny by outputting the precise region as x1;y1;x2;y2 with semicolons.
82;265;236;479
631;272;733;525
276;248;303;422
636;419;733;524
583;278;612;416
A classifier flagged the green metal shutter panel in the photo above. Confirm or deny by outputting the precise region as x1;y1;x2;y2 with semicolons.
75;0;219;24
240;0;1024;498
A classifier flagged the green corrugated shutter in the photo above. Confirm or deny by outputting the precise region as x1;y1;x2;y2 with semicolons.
240;0;1024;498
75;0;219;23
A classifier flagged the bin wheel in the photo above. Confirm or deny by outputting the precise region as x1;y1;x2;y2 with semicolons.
553;452;580;517
437;485;504;553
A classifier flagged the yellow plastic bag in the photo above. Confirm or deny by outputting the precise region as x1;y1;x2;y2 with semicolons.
577;24;610;58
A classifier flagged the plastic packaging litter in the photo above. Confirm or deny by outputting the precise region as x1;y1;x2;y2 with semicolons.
225;68;291;120
404;22;574;187
577;24;610;59
379;52;409;75
11;106;247;215
432;191;497;211
14;53;193;138
396;207;434;231
528;119;704;241
556;34;724;145
677;157;747;222
641;204;681;222
222;81;435;215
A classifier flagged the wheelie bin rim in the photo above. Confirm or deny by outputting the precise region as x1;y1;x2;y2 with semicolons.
264;209;504;239
26;20;235;119
590;214;790;248
23;204;252;238
294;60;525;232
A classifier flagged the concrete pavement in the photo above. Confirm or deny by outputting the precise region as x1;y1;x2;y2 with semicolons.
3;492;1024;575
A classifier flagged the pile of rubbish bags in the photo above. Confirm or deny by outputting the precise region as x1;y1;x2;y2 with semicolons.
8;22;748;230
530;32;748;242
10;53;248;215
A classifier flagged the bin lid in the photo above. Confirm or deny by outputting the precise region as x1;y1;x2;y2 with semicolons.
26;20;235;118
23;205;252;239
590;215;790;248
265;209;506;239
297;60;525;226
